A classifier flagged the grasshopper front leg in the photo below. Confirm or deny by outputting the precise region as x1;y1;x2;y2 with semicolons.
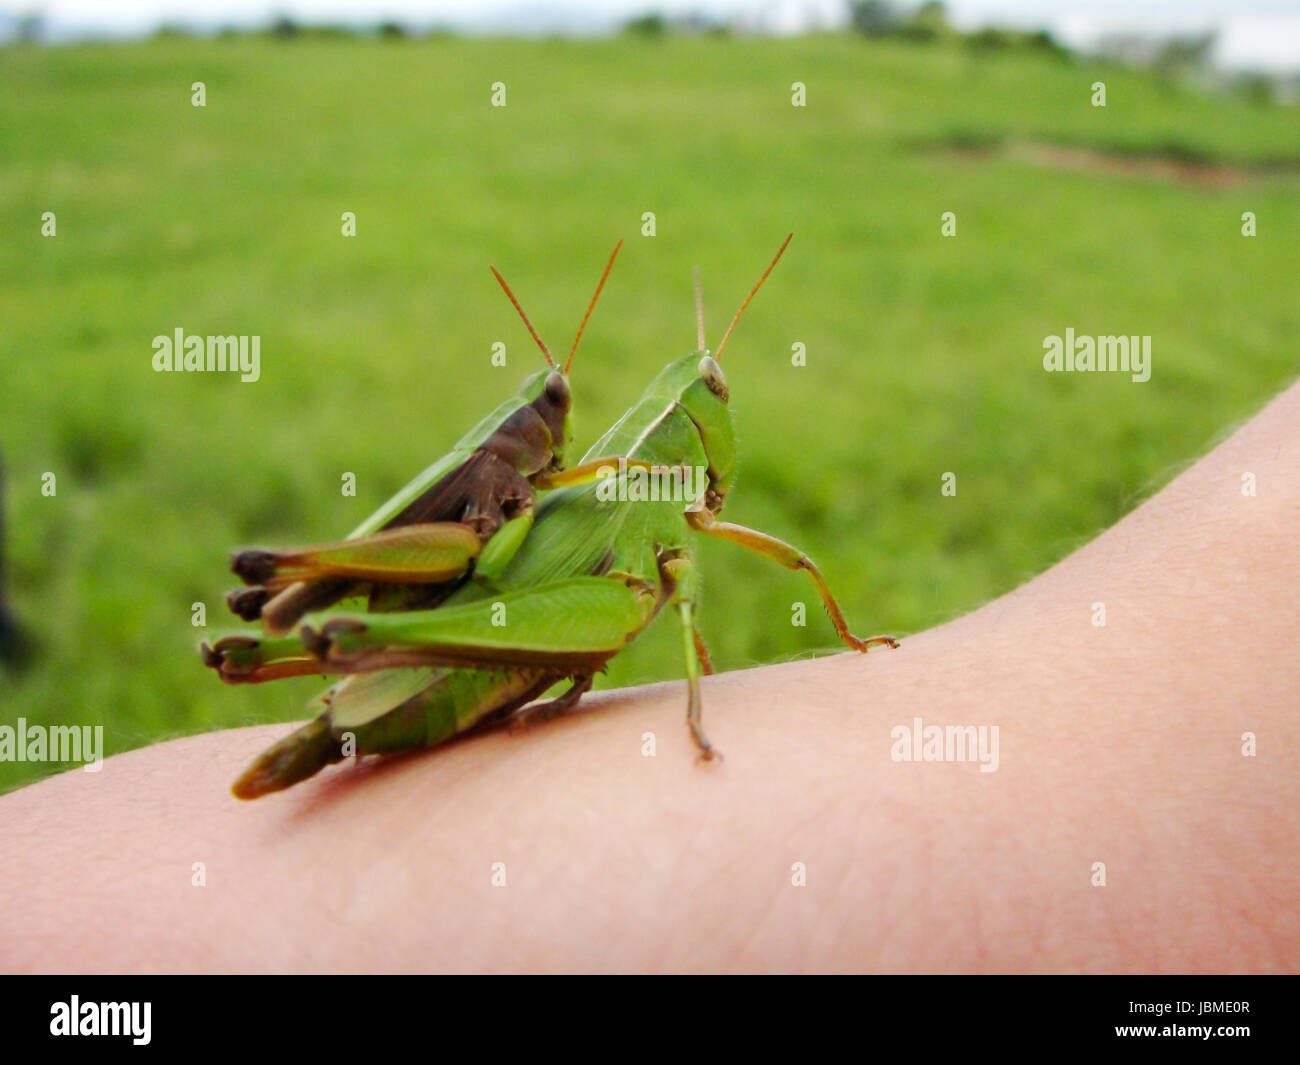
685;508;899;653
531;456;674;490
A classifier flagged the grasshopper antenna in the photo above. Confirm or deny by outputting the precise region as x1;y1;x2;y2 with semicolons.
490;265;554;367
693;266;705;350
565;239;623;375
714;233;793;361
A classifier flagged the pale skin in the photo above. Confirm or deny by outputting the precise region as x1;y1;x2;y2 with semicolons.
2;381;1298;974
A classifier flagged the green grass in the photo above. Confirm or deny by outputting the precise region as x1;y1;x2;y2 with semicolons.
1;34;1297;791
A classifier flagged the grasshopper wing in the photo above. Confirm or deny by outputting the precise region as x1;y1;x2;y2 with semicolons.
321;667;445;730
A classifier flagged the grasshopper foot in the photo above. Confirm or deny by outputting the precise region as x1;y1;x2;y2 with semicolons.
227;586;270;621
850;634;899;652
203;633;325;684
231;548;278;586
509;675;593;735
507;701;559;736
690;721;724;764
202;635;259;678
508;713;545;737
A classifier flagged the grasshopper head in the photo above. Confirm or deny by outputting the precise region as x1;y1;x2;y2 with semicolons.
521;368;573;470
665;234;791;511
640;350;737;511
490;240;622;473
680;352;736;509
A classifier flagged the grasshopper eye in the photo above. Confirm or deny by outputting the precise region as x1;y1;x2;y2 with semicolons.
697;355;728;402
543;371;570;408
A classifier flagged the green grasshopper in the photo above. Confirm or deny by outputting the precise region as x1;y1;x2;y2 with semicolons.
202;241;643;679
229;235;898;798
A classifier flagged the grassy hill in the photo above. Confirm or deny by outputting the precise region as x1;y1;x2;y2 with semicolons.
1;33;1297;790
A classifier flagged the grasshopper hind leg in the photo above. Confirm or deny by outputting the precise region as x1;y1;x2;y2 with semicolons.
685;508;899;653
693;629;714;676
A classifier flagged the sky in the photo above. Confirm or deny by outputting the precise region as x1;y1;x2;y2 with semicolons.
4;0;1299;71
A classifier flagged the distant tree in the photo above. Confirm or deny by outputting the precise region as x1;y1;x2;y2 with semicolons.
964;26;1014;53
623;13;668;38
270;15;300;40
848;1;901;38
901;1;949;42
378;21;408;40
15;13;44;43
1025;30;1070;60
1234;72;1276;107
152;22;195;40
848;2;952;44
1153;32;1216;78
304;25;357;40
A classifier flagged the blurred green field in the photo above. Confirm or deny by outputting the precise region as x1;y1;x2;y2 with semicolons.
1;33;1297;792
